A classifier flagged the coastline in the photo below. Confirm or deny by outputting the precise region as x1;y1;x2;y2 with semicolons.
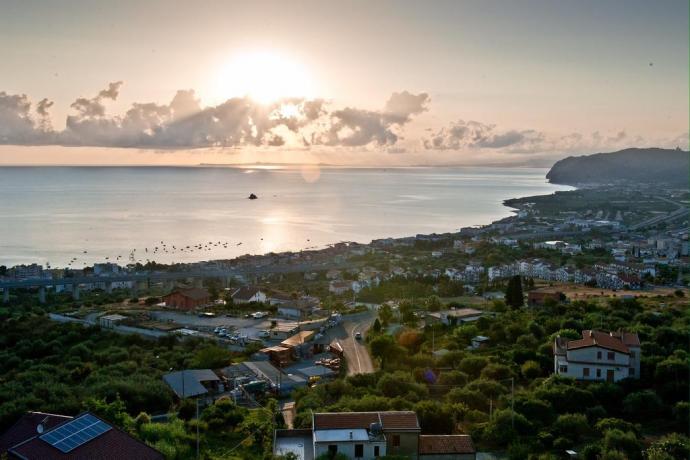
0;166;570;268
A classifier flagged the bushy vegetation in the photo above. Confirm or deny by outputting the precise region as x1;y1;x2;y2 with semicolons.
293;294;689;458
0;316;277;459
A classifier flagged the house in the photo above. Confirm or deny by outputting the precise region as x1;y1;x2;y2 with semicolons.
267;290;295;305
553;330;641;382
273;411;476;460
419;435;476;460
528;290;564;306
470;336;490;350
163;288;210;310
329;280;353;295
162;369;222;399
426;308;484;326
277;297;321;320
231;286;267;304
98;313;127;329
0;411;163;459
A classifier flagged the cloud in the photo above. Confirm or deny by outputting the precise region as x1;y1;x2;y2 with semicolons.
0;91;54;144
0;82;429;150
313;92;430;147
424;120;543;151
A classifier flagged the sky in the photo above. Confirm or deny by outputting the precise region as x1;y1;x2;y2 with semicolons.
0;0;687;166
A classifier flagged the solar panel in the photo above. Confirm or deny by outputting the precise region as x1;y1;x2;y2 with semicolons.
40;413;112;453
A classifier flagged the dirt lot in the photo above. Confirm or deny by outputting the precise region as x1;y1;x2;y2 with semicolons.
535;283;689;301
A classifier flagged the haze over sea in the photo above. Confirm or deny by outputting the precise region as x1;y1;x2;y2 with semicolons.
0;166;571;268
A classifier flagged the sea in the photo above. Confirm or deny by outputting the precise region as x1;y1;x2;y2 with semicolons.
0;166;572;268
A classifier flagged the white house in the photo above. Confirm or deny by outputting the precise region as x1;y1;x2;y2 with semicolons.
274;411;476;460
231;286;267;304
553;330;640;382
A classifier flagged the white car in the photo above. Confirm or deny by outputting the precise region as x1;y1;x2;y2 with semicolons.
354;332;363;340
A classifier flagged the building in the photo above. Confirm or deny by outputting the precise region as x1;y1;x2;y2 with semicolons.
231;286;267;304
162;369;222;399
0;411;163;459
277;297;321;320
222;361;307;396
553;330;641;382
527;290;564;306
329;280;353;295
470;336;490;350
98;313;127;329
426;308;484;326
162;288;210;310
419;435;476;460
274;411;476;460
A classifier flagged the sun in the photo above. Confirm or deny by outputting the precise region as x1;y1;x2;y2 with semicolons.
212;51;314;104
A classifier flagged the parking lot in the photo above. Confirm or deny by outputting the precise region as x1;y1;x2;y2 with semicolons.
151;310;273;339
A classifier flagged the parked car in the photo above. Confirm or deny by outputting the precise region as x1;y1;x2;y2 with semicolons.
258;330;270;338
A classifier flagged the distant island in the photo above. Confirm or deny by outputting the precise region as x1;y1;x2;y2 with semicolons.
546;147;689;187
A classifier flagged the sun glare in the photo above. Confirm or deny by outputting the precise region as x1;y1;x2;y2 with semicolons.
213;51;314;104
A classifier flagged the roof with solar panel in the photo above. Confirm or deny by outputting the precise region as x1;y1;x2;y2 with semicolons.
2;411;163;459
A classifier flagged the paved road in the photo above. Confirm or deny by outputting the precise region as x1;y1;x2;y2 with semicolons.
327;312;376;375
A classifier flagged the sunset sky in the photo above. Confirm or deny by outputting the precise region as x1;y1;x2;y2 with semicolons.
0;0;687;166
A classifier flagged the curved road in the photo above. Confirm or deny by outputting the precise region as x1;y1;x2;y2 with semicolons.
328;312;376;375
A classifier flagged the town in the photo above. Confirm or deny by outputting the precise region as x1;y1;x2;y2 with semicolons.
0;183;688;460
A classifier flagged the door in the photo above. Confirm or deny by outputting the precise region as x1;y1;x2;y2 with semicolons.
606;369;614;383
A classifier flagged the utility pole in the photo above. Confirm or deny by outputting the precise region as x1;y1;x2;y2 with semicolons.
196;398;200;459
510;377;515;431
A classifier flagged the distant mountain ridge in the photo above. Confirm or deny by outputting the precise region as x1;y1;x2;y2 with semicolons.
546;148;689;186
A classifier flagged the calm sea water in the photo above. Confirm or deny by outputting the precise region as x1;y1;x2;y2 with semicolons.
0;166;571;268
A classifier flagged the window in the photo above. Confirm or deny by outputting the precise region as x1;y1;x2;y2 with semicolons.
607;351;615;360
596;368;602;378
328;445;338;455
559;365;568;373
392;434;400;447
355;444;364;458
630;351;635;358
629;367;635;376
583;367;590;377
374;446;380;457
597;351;602;359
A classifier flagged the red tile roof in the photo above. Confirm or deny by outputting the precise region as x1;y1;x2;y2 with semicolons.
419;435;476;455
166;287;209;301
4;412;163;460
313;411;420;431
567;330;638;354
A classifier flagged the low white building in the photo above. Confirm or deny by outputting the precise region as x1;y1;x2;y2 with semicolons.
553;330;640;382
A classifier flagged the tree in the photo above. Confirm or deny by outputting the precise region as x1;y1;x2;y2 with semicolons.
622;390;665;420
521;360;541;379
425;295;442;312
505;275;524;308
414;400;455;434
372;318;382;333
378;304;393;326
191;345;232;369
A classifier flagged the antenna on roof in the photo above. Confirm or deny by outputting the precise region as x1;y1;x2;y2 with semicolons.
37;416;49;434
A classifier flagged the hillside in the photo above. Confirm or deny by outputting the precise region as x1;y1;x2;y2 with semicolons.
546;148;689;186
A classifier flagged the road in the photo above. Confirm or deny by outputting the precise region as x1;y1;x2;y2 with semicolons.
327;311;376;375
